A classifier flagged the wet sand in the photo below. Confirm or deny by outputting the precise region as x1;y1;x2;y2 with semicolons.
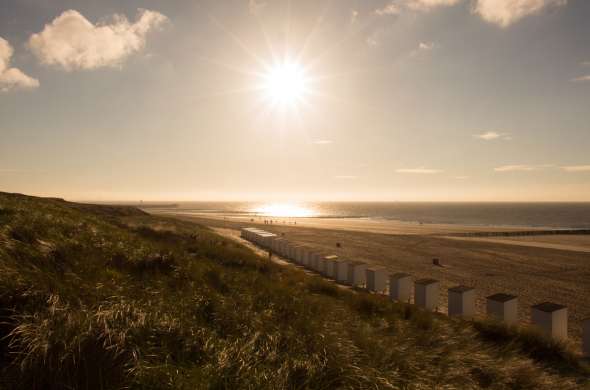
153;211;590;346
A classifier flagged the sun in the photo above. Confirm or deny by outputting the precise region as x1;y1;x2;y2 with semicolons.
262;61;310;106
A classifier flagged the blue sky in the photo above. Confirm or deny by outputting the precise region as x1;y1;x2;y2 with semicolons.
0;0;589;201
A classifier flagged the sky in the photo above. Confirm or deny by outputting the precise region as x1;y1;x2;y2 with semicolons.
0;0;589;202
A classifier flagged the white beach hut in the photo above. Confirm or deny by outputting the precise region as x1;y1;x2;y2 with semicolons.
448;285;475;318
366;267;388;293
531;302;568;340
347;261;367;287
414;279;439;311
389;273;412;303
486;293;518;325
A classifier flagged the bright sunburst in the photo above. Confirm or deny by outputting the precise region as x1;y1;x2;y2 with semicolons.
262;60;310;107
252;203;316;218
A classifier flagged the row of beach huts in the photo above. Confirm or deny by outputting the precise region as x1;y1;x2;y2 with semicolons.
241;226;590;357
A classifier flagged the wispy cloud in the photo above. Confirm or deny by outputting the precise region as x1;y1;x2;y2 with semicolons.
0;37;39;92
350;9;360;24
375;0;460;16
313;140;333;145
474;131;512;141
561;165;590;172
334;175;358;180
366;34;380;47
572;75;590;82
406;0;462;12
494;164;554;172
419;42;435;51
396;168;442;174
473;0;568;28
454;176;470;180
249;0;267;15
375;3;401;16
28;9;168;71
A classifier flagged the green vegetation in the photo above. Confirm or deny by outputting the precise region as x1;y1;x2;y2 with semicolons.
0;192;588;389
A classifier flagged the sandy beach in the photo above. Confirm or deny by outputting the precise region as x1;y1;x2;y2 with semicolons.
154;210;590;346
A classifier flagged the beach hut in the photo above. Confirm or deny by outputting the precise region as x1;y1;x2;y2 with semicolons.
282;242;290;258
335;260;350;284
264;233;278;249
414;279;439;311
486;294;518;325
317;255;328;275
448;286;475;319
303;248;313;269
366;268;388;293
324;255;339;279
347;261;367;287
531;302;568;340
288;245;299;262
389;273;412;303
309;252;320;272
296;247;307;265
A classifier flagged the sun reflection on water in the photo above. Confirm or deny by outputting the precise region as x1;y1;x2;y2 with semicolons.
251;203;316;218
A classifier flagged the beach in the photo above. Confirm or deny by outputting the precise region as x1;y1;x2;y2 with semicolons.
153;210;590;345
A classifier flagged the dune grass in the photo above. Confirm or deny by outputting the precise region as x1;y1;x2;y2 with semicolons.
0;192;588;389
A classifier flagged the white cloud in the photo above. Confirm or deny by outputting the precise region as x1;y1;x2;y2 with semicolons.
473;0;567;28
313;140;333;145
562;165;590;172
375;3;402;16
249;0;267;15
419;42;435;50
0;37;39;92
494;164;554;172
375;0;460;16
334;175;358;179
396;168;442;174
454;176;470;179
28;9;167;71
474;131;512;140
572;75;590;82
406;0;462;11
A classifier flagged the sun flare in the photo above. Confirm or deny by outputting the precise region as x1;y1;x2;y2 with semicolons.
252;203;315;218
262;61;309;106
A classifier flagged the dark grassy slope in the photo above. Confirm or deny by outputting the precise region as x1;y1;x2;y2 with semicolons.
0;193;588;389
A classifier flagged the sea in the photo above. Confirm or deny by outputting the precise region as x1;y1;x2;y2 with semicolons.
144;202;590;230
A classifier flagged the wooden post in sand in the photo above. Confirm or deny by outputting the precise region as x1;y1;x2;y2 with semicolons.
366;268;388;293
583;319;590;358
531;302;568;340
414;279;439;311
486;294;518;325
389;273;412;303
448;286;475;319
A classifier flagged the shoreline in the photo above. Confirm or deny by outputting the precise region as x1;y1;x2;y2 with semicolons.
147;210;589;236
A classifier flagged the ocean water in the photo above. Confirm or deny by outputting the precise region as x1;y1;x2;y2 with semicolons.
151;202;590;229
